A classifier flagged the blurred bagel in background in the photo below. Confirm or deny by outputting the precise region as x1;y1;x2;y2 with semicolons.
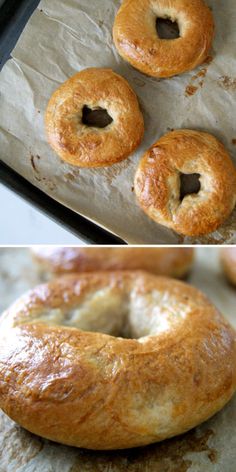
221;248;236;286
31;247;194;279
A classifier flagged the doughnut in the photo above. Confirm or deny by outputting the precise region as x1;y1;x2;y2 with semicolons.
0;272;235;450
134;130;236;236
113;0;214;78
45;68;144;167
31;247;194;279
221;249;236;286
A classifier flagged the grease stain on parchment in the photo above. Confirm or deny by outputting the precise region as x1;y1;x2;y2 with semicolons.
133;77;146;88
0;415;43;469
218;76;236;91
102;158;132;185
185;56;213;97
29;153;58;192
61;159;131;186
185;68;208;97
70;428;216;472
63;170;81;183
185;85;199;97
34;176;57;192
30;153;41;173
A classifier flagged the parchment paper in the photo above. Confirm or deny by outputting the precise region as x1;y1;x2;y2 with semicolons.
0;247;236;471
0;0;236;244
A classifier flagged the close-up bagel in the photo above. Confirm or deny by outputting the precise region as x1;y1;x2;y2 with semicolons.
220;248;236;286
113;0;214;78
134;129;236;237
0;272;236;450
31;247;194;278
45;68;144;167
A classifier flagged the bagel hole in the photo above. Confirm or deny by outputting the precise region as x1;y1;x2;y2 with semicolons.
82;105;113;128
180;173;201;201
156;18;180;40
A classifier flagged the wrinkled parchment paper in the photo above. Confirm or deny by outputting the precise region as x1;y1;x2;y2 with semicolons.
0;0;236;244
0;247;236;471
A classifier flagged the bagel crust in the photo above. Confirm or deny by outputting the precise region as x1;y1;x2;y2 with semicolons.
113;0;214;78
31;247;194;278
134;130;236;236
0;272;236;450
221;248;236;286
45;68;144;167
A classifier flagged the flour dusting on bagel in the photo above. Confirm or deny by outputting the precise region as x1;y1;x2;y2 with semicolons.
221;248;236;286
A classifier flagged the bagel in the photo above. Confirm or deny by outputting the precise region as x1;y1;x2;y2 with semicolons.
134;130;236;236
0;272;235;450
31;247;194;279
45;68;144;167
113;0;214;78
221;248;236;286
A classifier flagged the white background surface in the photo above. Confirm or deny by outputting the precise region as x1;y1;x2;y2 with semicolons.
0;184;84;245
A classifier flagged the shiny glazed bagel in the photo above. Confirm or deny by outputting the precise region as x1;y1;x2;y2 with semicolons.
31;247;194;278
134;130;236;236
45;68;144;167
0;272;236;450
221;248;236;286
113;0;214;78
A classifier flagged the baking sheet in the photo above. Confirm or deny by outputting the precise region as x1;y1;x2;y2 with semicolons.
0;1;236;244
0;247;236;471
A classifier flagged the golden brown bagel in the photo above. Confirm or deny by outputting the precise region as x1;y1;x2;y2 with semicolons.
134;130;236;236
221;248;236;286
45;68;144;167
113;0;214;78
0;272;236;450
31;247;194;279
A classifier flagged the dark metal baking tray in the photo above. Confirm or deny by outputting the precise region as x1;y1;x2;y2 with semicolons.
0;0;126;245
